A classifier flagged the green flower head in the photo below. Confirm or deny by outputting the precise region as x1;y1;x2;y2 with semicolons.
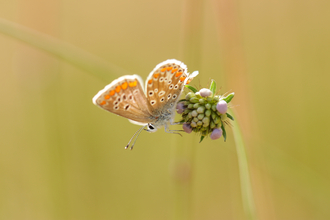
177;80;235;142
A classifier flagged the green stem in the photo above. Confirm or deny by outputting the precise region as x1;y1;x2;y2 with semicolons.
229;109;257;220
0;18;129;81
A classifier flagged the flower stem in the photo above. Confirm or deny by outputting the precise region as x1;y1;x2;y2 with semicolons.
229;109;258;220
0;18;130;80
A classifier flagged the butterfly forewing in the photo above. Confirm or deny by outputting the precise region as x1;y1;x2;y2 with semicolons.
93;75;154;124
145;60;189;112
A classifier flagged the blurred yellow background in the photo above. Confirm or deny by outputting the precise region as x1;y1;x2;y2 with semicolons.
1;0;330;219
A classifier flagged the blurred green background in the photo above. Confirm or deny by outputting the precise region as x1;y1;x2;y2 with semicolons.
1;0;330;219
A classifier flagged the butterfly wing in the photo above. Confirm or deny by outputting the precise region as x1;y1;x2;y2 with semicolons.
93;75;155;124
144;59;196;112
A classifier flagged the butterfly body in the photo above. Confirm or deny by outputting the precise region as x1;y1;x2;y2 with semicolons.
93;59;198;138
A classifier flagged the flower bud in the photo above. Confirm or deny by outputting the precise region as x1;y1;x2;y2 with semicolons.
188;104;194;109
183;109;190;114
214;116;221;124
176;109;184;114
197;106;205;114
202;117;210;125
187;112;192;119
210;128;223;140
191;110;198;117
211;112;217;120
185;92;194;100
205;109;211;117
216;100;228;114
199;88;212;97
176;102;185;114
193;117;199;122
203;122;209;127
197;121;203;126
197;113;204;120
205;103;211;109
213;96;220;102
207;97;213;102
183;123;192;133
221;113;228;121
190;97;199;103
210;121;216;129
199;99;205;104
193;103;200;109
191;121;197;127
212;104;217;111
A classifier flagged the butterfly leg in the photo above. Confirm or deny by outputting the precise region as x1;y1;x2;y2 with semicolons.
170;121;184;125
164;124;183;137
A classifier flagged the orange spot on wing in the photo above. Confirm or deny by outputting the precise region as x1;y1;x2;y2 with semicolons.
176;72;183;77
148;79;153;84
129;80;137;87
121;82;128;90
167;67;173;71
100;101;106;105
186;79;192;84
153;73;160;79
115;85;121;93
109;90;115;96
104;95;110;99
171;68;178;73
180;76;186;82
161;67;167;72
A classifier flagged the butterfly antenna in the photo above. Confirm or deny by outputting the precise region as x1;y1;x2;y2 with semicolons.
125;125;147;150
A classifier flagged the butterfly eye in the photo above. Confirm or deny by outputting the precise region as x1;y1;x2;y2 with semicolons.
147;123;157;132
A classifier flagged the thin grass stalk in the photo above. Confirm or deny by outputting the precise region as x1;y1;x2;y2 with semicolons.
0;18;130;81
229;109;257;220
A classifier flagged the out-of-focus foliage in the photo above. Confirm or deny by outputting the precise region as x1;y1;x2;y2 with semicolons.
0;0;330;219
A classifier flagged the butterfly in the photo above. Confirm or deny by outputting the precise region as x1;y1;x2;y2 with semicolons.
92;59;198;149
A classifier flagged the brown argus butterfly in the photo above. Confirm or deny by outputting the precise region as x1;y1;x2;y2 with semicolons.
93;59;198;149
